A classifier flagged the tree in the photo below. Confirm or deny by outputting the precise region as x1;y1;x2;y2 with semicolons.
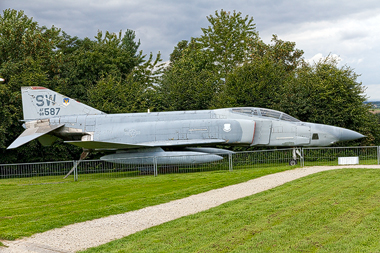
221;55;288;108
88;53;164;113
216;34;304;109
0;9;66;163
159;10;259;111
277;56;380;145
250;35;304;72
121;29;141;57
0;9;62;79
197;10;258;79
56;30;144;102
169;40;190;64
0;9;162;163
159;41;220;111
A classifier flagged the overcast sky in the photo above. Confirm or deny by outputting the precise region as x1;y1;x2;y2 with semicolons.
2;0;380;101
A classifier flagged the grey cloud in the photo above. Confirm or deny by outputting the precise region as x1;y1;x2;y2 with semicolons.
340;30;369;41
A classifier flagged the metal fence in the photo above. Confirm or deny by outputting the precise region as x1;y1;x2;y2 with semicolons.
1;146;379;184
302;146;380;167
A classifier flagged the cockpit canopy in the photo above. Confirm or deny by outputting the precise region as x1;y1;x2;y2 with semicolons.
231;108;301;122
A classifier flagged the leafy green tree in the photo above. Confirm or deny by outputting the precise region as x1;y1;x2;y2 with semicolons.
0;9;161;163
169;40;190;64
277;56;380;145
159;41;220;111
250;35;304;72
221;55;288;108
160;10;259;111
0;84;17;150
0;9;62;80
121;29;141;57
88;53;164;113
217;34;303;109
0;9;67;163
57;30;144;102
197;10;258;79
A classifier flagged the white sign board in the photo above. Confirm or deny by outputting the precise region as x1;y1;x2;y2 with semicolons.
338;157;359;165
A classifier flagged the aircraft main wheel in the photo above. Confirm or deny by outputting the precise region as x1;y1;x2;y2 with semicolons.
289;159;297;166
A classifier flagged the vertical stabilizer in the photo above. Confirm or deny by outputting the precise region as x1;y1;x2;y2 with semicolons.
21;86;105;120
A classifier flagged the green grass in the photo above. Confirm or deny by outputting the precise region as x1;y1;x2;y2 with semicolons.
81;169;380;253
0;165;292;240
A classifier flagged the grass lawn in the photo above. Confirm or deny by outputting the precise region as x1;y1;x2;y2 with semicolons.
81;169;380;253
0;165;292;240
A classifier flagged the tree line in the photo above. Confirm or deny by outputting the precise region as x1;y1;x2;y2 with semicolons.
0;9;379;163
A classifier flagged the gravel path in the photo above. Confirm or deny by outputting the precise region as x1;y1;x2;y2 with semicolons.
1;165;380;253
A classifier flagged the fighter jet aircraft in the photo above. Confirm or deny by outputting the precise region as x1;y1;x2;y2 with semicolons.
8;86;365;165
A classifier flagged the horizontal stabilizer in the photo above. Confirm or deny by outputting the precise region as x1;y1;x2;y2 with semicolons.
7;124;64;149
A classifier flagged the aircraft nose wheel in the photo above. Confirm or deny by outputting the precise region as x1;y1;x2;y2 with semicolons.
289;148;302;166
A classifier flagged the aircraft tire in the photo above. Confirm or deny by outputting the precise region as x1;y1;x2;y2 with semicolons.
289;159;297;166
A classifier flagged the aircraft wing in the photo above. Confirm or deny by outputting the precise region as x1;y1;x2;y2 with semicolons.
7;124;64;149
65;139;227;150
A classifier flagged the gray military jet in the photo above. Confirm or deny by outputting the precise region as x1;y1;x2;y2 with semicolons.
8;87;365;165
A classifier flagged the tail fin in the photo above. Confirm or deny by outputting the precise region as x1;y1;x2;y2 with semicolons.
21;86;104;120
7;87;105;149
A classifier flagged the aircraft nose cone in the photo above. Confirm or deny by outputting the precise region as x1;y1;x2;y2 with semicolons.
338;128;365;142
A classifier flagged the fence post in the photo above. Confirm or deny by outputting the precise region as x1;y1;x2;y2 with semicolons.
229;153;233;171
153;157;158;177
301;148;304;167
378;146;380;165
74;161;78;181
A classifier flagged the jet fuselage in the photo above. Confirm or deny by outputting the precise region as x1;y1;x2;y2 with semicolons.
8;87;365;165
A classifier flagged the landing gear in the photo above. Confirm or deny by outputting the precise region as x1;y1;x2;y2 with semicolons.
289;148;302;166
